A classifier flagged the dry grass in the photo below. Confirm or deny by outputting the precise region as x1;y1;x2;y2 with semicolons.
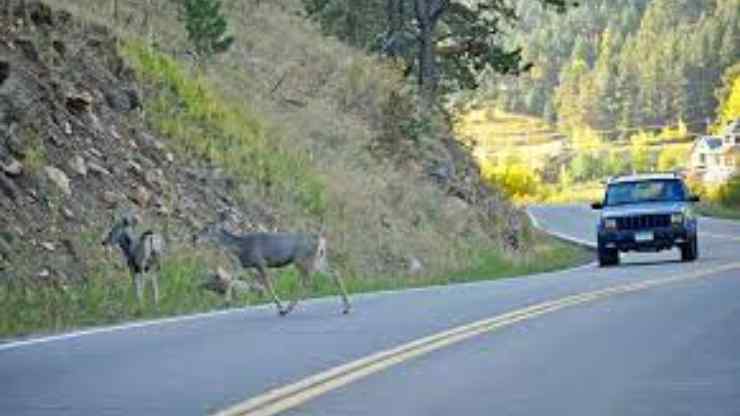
43;0;514;280
0;0;594;338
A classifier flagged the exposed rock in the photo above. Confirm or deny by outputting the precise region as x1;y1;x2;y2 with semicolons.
140;132;165;151
443;196;469;216
102;191;120;207
87;161;110;176
87;148;103;158
44;166;71;196
165;152;174;163
52;40;66;58
6;132;26;158
110;126;121;140
105;87;139;113
66;90;93;113
0;61;9;86
0;157;23;176
128;160;142;175
37;268;51;279
61;239;82;263
41;242;55;251
63;121;72;135
48;131;63;147
68;155;87;176
132;185;151;208
0;236;12;258
61;206;75;220
88;112;103;132
15;37;40;62
156;204;171;216
144;168;165;189
407;256;424;276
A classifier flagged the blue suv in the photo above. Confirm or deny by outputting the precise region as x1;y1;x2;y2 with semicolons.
591;173;700;267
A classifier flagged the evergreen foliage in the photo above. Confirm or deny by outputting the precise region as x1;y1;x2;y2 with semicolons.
302;0;574;105
491;0;739;135
178;0;234;60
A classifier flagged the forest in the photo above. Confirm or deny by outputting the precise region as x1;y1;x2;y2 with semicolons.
490;0;739;137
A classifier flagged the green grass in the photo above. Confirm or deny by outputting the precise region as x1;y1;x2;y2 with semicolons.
697;203;740;221
0;236;589;340
121;41;327;216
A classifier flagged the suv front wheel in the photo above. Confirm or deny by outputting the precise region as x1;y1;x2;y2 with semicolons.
680;236;699;262
598;245;620;267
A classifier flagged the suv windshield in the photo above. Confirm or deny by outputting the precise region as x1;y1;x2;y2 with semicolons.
605;179;686;206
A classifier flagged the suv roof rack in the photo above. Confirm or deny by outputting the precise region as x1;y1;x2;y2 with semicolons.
606;171;685;184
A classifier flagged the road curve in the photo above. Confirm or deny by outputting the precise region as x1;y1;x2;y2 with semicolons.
2;205;739;415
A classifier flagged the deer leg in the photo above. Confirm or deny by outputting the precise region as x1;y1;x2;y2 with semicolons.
285;264;311;315
224;281;234;303
152;272;160;307
331;270;352;314
255;265;286;316
238;269;265;297
133;272;144;305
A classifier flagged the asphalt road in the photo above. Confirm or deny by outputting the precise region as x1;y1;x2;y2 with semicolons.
2;205;739;415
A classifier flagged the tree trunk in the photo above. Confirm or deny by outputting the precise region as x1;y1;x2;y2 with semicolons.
20;0;29;29
6;0;13;27
414;0;444;108
385;0;405;48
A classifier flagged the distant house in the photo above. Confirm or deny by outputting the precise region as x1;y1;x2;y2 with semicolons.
689;119;740;184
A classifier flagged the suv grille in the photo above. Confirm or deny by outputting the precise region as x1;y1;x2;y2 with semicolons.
617;214;671;230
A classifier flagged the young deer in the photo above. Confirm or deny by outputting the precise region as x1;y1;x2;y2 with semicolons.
102;213;166;306
193;222;351;316
201;267;263;302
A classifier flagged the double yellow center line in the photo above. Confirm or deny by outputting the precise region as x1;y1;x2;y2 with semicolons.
214;261;740;416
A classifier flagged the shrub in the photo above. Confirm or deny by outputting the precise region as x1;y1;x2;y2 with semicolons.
717;175;740;207
657;145;689;172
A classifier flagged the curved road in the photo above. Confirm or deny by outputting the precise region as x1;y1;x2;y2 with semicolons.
2;205;739;415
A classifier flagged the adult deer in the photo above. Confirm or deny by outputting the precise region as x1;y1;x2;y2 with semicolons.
193;222;351;316
102;211;166;306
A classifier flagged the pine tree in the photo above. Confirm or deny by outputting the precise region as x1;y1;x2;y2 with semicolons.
180;0;234;62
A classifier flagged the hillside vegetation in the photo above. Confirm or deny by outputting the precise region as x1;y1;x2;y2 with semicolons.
0;1;587;337
456;108;695;203
491;0;739;136
455;0;739;207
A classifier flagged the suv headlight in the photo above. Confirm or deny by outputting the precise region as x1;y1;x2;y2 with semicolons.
671;213;684;225
603;218;617;230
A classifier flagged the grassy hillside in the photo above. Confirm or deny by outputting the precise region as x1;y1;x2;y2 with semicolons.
457;106;695;203
0;1;589;337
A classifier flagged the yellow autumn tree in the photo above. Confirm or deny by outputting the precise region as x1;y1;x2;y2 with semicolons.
719;75;740;125
714;64;740;132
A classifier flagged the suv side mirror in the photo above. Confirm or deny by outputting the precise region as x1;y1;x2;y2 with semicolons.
591;202;604;210
687;195;700;203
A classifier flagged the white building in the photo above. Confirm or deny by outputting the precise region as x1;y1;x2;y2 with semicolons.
689;119;740;184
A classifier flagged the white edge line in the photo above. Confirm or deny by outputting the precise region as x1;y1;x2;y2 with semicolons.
0;257;595;353
526;207;597;249
1;211;596;353
699;215;740;225
0;305;269;352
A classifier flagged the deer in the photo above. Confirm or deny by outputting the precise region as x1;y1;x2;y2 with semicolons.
200;266;264;303
192;221;351;316
102;211;166;306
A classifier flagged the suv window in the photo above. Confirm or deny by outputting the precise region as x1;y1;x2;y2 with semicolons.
605;179;686;206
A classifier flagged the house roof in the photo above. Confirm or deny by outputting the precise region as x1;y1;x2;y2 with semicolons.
699;136;724;151
723;145;740;155
722;119;740;135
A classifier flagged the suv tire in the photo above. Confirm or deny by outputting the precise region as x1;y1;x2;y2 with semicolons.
598;247;620;267
680;236;699;262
